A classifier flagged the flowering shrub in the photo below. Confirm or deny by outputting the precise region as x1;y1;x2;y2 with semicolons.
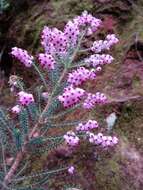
0;11;119;189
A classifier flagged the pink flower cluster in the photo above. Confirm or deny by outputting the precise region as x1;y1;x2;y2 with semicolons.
67;67;96;86
41;27;68;54
38;53;55;70
59;88;107;109
64;21;80;46
91;34;119;53
85;54;114;68
41;11;102;55
87;132;118;147
64;131;80;146
73;10;102;35
18;91;34;106
76;120;99;131
83;92;107;109
58;86;85;108
11;47;34;67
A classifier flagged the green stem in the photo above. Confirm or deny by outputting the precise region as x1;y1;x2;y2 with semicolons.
29;68;67;138
70;62;87;68
33;63;47;90
17;81;24;91
48;103;81;120
12;167;68;182
79;48;91;53
39;68;67;120
0;137;7;175
67;31;86;68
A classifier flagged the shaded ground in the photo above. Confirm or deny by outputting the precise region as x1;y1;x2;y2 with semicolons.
0;0;143;189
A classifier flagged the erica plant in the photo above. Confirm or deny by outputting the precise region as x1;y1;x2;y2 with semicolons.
0;11;119;189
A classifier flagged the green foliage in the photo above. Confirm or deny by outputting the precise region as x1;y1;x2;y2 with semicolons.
19;108;29;135
0;108;9;129
0;0;9;13
35;86;43;113
13;128;22;151
28;136;64;154
0;108;12;144
29;136;44;145
27;103;39;122
48;64;61;87
43;98;61;117
0;171;4;180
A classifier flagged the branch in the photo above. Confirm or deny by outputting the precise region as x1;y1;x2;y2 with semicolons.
4;150;24;184
3;30;85;186
12;167;68;182
0;136;7;175
107;95;142;104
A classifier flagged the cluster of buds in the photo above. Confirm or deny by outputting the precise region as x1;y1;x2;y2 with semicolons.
17;91;34;106
64;131;80;146
41;27;68;55
87;132;118;147
38;53;55;70
83;92;107;109
85;54;114;68
67;67;96;86
73;10;102;35
64;20;80;46
58;86;85;108
91;34;119;53
76;120;99;131
11;105;21;114
11;47;34;67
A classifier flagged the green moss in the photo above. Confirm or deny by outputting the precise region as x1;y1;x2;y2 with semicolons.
52;0;93;16
94;153;121;190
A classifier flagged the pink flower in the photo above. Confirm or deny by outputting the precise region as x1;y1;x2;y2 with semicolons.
85;54;114;68
64;21;80;46
111;136;119;145
11;47;33;67
91;40;110;53
96;66;102;72
18;91;34;106
11;105;21;114
58;86;85;108
106;34;119;45
86;132;119;148
91;34;119;53
64;131;80;146
41;27;67;54
38;53;55;70
67;67;96;86
41;26;53;53
83;92;107;109
68;166;75;174
73;11;102;34
76;120;99;131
